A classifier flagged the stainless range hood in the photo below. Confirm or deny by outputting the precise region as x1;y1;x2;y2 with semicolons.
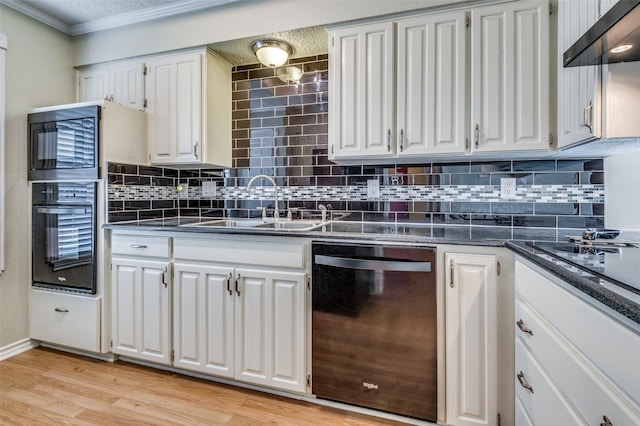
564;0;640;67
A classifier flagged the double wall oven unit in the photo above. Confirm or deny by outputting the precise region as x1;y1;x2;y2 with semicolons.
312;241;437;421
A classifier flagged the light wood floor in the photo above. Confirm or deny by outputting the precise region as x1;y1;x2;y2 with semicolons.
0;347;409;426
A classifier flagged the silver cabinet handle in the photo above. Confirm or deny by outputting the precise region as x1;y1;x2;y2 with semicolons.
54;308;69;313
130;244;148;249
474;124;480;149
226;273;232;296
517;319;533;336
161;267;168;288
315;255;431;272
600;415;613;426
235;273;241;296
449;258;455;288
194;141;199;160
399;129;404;152
37;207;90;214
517;371;534;393
386;129;391;152
584;101;593;133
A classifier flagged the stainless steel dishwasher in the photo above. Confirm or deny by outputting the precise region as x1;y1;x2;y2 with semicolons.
311;241;437;421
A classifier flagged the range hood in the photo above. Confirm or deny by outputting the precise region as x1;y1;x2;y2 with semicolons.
564;0;640;67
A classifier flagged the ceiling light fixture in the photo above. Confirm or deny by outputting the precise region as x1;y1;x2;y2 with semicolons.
611;44;633;53
251;40;293;68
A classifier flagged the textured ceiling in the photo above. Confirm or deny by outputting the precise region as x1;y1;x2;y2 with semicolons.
19;0;184;25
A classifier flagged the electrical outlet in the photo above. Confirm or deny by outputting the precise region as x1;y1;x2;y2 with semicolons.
202;181;217;197
500;178;517;199
367;179;380;198
177;183;189;199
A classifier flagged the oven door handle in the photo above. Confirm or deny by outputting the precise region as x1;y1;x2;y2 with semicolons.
315;255;431;272
37;207;91;214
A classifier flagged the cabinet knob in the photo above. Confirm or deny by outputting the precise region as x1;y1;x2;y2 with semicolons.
517;319;533;336
517;371;534;393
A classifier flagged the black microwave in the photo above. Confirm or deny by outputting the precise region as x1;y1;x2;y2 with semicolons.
28;105;100;180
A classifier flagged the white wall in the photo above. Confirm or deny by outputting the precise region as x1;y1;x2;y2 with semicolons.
605;150;640;230
0;6;75;349
72;0;457;66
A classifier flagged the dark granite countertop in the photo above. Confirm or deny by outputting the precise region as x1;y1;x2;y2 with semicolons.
103;218;640;327
508;240;640;329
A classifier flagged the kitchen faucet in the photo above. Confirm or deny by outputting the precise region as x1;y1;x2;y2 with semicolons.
246;174;280;221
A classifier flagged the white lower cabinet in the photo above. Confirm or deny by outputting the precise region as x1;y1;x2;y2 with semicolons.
515;260;640;425
110;233;172;364
30;289;101;353
445;253;498;426
172;237;308;393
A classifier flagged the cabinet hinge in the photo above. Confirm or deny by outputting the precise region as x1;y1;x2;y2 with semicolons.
143;65;148;76
498;412;502;426
307;276;311;292
331;36;334;47
171;350;175;362
549;3;553;15
497;261;501;277
549;133;554;146
466;15;470;28
465;137;470;151
306;374;311;388
143;99;148;109
110;340;113;349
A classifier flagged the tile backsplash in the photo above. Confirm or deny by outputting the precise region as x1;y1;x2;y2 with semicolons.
107;55;605;241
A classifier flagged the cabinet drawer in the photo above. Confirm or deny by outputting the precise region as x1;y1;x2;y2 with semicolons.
30;289;101;352
516;299;640;424
112;233;170;258
515;338;585;425
515;261;640;405
173;237;306;269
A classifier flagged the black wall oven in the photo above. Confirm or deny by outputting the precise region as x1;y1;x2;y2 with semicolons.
32;182;97;294
28;105;100;180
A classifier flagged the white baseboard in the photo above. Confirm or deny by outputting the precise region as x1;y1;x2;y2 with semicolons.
0;338;38;361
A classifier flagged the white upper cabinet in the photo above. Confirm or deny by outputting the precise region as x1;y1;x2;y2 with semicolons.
396;11;468;157
470;0;551;153
146;49;232;167
78;61;145;110
329;22;395;160
329;0;552;162
556;0;601;148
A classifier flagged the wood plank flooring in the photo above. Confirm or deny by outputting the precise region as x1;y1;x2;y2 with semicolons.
0;347;408;425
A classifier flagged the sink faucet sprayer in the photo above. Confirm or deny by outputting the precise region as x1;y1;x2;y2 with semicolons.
246;174;279;221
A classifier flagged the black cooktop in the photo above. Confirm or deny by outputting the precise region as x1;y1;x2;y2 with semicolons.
528;241;640;293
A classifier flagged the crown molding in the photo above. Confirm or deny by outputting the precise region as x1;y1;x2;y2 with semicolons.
0;0;71;34
69;0;240;36
0;0;240;37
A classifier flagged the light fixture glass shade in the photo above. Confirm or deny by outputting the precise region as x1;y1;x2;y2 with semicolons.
251;40;293;68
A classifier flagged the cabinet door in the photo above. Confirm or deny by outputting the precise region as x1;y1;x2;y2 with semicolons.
445;253;497;426
110;62;145;110
557;0;601;148
146;52;202;164
329;22;395;160
470;0;550;153
234;268;306;393
112;257;171;364
78;68;109;102
396;11;467;156
173;263;235;378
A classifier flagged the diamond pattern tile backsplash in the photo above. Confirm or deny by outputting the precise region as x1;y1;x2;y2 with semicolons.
107;55;605;241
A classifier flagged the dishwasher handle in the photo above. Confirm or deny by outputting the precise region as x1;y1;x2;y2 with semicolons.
315;254;431;272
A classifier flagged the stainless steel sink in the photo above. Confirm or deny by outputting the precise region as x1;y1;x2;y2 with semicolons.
182;219;330;231
183;219;265;228
254;220;330;231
